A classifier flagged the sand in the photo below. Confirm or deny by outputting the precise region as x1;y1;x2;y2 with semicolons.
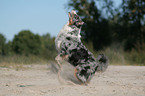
0;63;145;96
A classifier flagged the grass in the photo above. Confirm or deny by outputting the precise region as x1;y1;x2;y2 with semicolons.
99;48;145;66
0;55;51;70
0;55;50;64
84;42;145;66
0;62;27;71
96;48;126;65
0;44;145;69
124;49;145;66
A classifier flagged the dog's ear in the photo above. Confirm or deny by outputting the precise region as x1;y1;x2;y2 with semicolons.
68;12;73;25
68;10;76;25
71;9;77;15
68;12;71;19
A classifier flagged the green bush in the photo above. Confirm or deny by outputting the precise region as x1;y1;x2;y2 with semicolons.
40;33;57;60
12;30;42;55
84;42;145;66
124;44;145;65
0;33;6;55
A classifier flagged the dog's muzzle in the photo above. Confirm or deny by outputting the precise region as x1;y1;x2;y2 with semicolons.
77;21;84;26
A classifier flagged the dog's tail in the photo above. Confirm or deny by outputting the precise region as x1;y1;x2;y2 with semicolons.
96;54;109;72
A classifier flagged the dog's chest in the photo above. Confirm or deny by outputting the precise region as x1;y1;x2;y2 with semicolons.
55;24;81;51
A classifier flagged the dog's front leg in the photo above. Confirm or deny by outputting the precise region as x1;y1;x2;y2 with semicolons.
55;54;69;68
55;54;65;84
55;54;71;84
55;55;63;68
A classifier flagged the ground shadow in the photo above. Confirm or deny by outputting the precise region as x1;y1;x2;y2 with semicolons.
67;75;82;85
49;61;58;74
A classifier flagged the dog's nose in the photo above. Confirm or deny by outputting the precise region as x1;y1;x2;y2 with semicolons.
79;21;84;25
81;21;84;24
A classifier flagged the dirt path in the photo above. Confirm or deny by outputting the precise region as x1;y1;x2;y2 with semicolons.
0;63;145;96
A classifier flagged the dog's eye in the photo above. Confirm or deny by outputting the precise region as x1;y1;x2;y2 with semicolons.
74;16;79;20
75;17;78;19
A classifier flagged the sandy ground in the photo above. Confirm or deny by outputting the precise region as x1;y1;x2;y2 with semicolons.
0;63;145;96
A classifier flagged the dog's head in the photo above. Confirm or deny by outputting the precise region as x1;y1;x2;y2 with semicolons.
68;10;84;27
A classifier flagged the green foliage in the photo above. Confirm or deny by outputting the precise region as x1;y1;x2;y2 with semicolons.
124;43;145;65
117;0;145;51
67;0;145;51
0;0;145;65
0;55;48;65
67;0;112;50
10;30;56;60
0;30;57;64
40;33;57;60
85;43;145;65
12;30;41;55
0;33;6;55
3;41;14;56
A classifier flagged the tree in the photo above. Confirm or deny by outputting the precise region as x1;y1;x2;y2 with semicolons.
40;33;56;59
119;0;145;50
3;41;14;55
12;30;41;55
0;33;6;55
67;0;145;51
67;0;112;50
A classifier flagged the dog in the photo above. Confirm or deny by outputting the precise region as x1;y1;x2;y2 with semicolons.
55;10;109;85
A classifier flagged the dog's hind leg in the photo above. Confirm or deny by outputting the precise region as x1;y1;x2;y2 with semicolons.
74;68;91;86
73;68;85;85
55;55;71;84
58;68;78;86
55;55;79;86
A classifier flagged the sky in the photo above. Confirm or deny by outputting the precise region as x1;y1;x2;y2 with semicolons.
0;0;121;41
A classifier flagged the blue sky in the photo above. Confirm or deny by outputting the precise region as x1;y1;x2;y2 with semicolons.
0;0;121;41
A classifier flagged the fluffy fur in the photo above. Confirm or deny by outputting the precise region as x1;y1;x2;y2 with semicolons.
55;10;109;85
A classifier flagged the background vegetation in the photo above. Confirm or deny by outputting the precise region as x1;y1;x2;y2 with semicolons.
0;0;145;66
